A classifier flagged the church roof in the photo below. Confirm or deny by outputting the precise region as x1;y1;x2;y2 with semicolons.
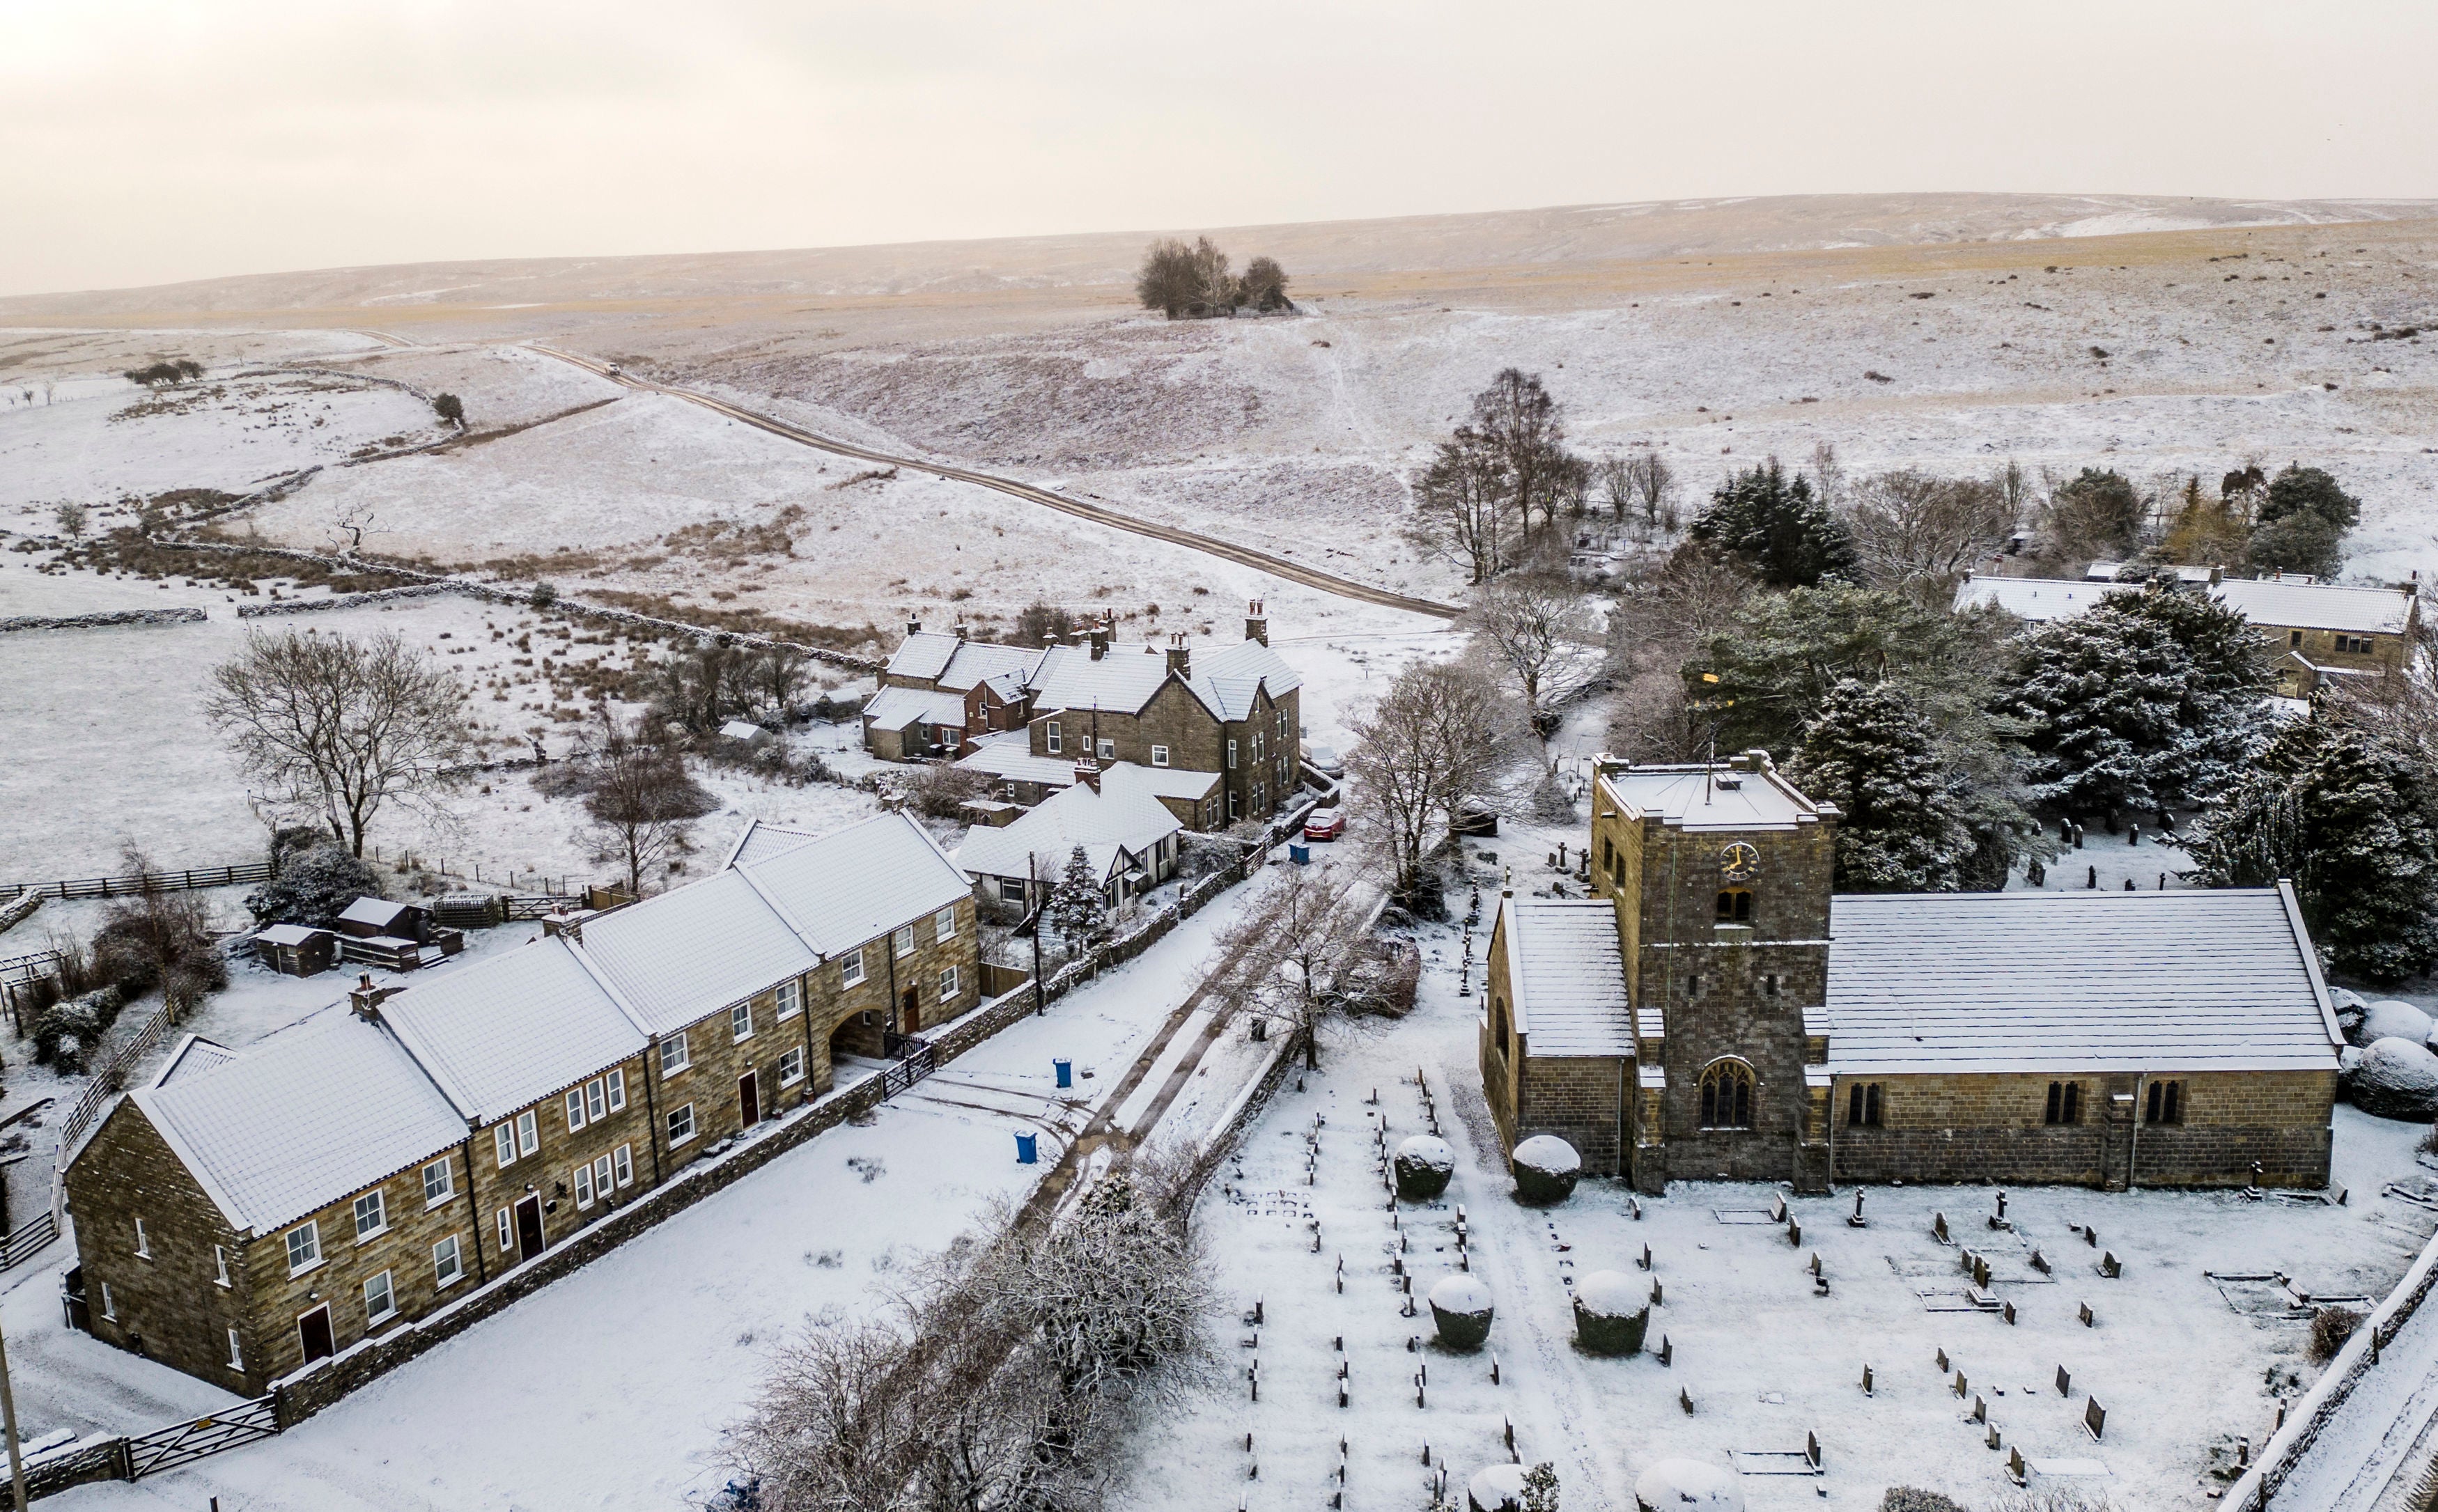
1497;898;1632;1057
1597;763;1831;833
1821;884;2341;1076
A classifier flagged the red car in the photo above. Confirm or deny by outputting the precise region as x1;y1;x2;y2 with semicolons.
1303;807;1345;841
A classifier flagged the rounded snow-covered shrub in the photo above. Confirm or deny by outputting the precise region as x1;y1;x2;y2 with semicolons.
2359;999;2435;1050
1429;1273;1496;1351
2331;987;2368;1043
1395;1135;1457;1201
1573;1270;1649;1355
1633;1458;1744;1512
1468;1463;1528;1512
2349;1037;2438;1121
1510;1135;1581;1205
2341;1045;2366;1076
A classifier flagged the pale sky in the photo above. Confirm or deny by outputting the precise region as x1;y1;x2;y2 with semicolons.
6;0;2436;297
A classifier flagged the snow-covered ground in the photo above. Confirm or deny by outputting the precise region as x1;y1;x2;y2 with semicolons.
1112;910;2437;1512
24;855;1298;1511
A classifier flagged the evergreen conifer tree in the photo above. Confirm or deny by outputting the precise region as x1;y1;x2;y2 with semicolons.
1787;679;1972;891
1046;844;1107;947
2189;714;2438;983
1688;459;1858;587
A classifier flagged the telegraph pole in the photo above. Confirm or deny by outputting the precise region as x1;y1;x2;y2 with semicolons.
0;1307;29;1512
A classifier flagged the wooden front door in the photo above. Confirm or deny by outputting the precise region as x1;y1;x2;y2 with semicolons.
514;1194;545;1261
738;1070;761;1128
296;1304;334;1364
901;986;919;1033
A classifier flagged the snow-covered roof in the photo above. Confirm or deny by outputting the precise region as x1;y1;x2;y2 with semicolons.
724;818;819;868
125;1008;465;1235
378;936;648;1121
577;870;818;1037
1189;639;1303;718
337;896;415;928
862;685;968;730
2213;578;2415;634
1596;763;1831;833
731;811;972;956
151;1034;238;1088
1029;642;1176;715
1497;898;1631;1057
954;774;1179;884
2086;561;2216;584
1952;576;2129;623
884;634;1043;693
957;739;1220;801
719;719;767;741
1822;885;2341;1075
251;923;327;946
883;631;962;684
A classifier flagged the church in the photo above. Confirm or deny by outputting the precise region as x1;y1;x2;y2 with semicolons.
1479;753;2344;1194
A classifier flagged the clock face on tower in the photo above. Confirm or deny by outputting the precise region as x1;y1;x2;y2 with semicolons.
1719;842;1760;882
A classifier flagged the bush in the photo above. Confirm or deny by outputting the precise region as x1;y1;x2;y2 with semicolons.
903;763;993;820
244;845;382;930
33;986;127;1073
2312;1304;2364;1362
1880;1490;1967;1512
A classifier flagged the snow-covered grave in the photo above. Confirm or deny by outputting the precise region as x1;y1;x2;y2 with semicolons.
1122;930;2438;1512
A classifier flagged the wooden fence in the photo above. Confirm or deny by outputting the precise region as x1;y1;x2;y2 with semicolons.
0;862;272;903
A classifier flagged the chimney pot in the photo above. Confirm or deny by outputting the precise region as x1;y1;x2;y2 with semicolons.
1166;631;1191;679
1245;598;1269;646
1073;757;1102;793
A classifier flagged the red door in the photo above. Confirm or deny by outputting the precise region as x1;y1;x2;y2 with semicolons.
297;1304;334;1364
738;1070;761;1128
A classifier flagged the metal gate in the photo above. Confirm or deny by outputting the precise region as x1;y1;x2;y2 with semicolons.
880;1036;935;1098
125;1393;278;1478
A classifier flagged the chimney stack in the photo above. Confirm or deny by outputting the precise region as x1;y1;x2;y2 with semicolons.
1087;616;1110;661
2210;564;2224;586
348;972;398;1020
1073;756;1102;793
1245;598;1268;646
1166;631;1191;680
906;615;922;638
954;621;968;643
2410;571;2421;598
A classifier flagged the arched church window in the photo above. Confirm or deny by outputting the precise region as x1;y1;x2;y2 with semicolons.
1700;1059;1755;1130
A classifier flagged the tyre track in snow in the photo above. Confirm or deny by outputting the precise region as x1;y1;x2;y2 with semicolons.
527;344;1462;622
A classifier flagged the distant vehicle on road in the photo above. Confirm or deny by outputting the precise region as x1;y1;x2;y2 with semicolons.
1302;743;1344;779
604;362;623;375
1303;807;1345;841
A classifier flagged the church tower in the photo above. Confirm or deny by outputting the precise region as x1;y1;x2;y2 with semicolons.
1587;752;1839;1192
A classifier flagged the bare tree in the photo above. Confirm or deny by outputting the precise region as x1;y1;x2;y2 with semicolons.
1470;369;1571;537
53;501;86;539
583;712;718;895
1133;236;1240;319
205;628;472;857
1618;451;1677;541
1408;428;1515;584
1809;439;1847;511
1240;256;1291;313
1213;865;1373;1069
1842;470;2015;607
747;646;813;722
1468;570;1603;739
1347;661;1504;905
1603;548;1758;763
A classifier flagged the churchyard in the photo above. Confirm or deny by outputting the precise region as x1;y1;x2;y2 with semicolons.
1119;930;2438;1512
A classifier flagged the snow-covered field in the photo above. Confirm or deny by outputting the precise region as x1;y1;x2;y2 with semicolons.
1115;916;2437;1512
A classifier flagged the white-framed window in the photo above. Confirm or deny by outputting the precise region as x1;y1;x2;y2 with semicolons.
661;1031;691;1076
363;1270;396;1325
1046;722;1062;754
779;1047;805;1086
669;1102;697;1146
227;1327;244;1371
776;979;802;1020
134;1217;150;1258
593;1153;614;1199
286;1221;321;1275
575;1161;596;1208
497;1208;513;1254
939;965;960;1001
433;1234;463;1288
1151;745;1170;767
934;906;957;944
1227;738;1238;769
566;1088;589;1132
586;1077;607;1122
1098;738;1116;760
214;1245;231;1287
100;1283;115;1320
516;1109;539;1156
894;923;916;959
606;1068;628;1111
354;1190;387;1241
613;1143;634;1187
732;1002;754;1042
841;949;865;988
423;1158;453;1207
495;1123;519;1169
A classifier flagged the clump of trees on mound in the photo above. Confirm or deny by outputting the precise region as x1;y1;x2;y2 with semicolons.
123;359;203;389
1135;237;1291;319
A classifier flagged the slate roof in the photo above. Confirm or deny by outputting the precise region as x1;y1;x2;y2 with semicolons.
956;738;1220;801
577;871;818;1037
130;1009;464;1235
151;1034;238;1088
337;897;416;930
2213;578;2415;634
1597;764;1830;832
932;641;1045;693
955;774;1180;884
731;811;972;956
379;936;649;1118
1952;577;2129;623
862;685;968;730
1029;643;1175;715
1821;886;2342;1075
1497;898;1631;1057
884;631;963;684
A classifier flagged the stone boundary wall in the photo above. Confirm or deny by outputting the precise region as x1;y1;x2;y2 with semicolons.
0;607;207;634
235;583;459;617
2226;1215;2438;1509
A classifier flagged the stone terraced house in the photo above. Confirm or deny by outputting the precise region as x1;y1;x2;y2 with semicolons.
65;811;980;1395
1480;754;2344;1196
